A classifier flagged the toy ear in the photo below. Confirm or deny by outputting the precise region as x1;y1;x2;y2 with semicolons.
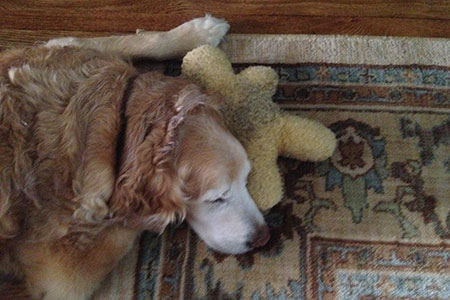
237;66;279;96
182;45;237;95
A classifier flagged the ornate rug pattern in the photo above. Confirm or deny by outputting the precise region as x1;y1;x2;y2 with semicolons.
131;59;449;300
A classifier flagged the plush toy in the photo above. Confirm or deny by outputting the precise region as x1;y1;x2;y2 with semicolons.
182;45;336;210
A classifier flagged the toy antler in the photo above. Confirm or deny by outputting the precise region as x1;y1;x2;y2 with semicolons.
237;66;279;97
182;45;239;99
279;114;336;161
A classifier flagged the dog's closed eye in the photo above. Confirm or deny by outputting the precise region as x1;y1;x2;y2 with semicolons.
211;197;225;204
211;187;233;204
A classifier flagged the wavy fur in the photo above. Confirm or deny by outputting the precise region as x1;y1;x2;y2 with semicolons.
109;75;208;231
0;46;221;298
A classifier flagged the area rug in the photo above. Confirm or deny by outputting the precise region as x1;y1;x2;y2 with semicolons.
2;34;449;299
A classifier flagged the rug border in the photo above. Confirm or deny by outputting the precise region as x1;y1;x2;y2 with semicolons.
220;34;450;66
306;235;450;300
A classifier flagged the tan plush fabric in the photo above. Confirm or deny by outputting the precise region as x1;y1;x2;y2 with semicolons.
182;45;336;210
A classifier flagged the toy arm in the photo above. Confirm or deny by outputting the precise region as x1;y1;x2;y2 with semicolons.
279;114;336;161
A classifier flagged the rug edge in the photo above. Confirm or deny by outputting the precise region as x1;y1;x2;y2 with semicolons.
220;34;450;66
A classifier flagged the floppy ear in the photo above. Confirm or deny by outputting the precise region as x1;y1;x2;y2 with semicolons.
109;76;205;232
109;134;186;233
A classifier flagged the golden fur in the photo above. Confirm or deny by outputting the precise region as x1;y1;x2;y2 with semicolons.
0;15;270;299
0;45;229;299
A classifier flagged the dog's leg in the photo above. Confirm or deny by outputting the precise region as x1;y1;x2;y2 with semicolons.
46;15;230;60
18;227;138;300
65;62;136;223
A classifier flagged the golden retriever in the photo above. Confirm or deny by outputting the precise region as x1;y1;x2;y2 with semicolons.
0;16;269;299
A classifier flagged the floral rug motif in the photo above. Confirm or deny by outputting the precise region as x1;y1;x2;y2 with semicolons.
134;59;449;299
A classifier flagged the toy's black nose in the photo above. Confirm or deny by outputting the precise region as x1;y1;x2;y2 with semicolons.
248;225;270;249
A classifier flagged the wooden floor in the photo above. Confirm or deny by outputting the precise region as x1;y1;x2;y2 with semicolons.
0;0;449;50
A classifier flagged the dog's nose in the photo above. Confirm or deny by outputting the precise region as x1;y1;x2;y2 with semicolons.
250;225;270;249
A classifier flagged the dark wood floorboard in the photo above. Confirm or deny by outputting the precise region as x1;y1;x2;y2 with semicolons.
0;0;449;50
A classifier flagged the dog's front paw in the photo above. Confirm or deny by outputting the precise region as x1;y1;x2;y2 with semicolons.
73;197;109;223
194;14;230;46
183;14;230;47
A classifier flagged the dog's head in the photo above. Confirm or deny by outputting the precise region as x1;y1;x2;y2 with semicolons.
110;74;269;254
174;102;269;254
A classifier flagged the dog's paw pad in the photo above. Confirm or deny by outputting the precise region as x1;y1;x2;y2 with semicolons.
199;14;230;46
189;14;230;47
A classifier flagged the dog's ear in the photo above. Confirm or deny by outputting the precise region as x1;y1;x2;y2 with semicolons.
108;76;207;232
109;133;186;233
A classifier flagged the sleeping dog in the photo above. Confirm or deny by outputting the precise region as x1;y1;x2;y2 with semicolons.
0;16;269;299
